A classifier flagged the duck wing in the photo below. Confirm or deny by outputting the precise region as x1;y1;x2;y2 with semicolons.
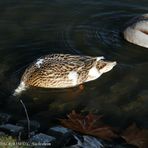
22;54;98;88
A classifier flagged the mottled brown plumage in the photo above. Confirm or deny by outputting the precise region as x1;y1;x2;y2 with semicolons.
13;54;116;95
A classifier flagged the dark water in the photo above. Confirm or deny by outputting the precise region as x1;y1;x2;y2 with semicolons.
0;0;148;130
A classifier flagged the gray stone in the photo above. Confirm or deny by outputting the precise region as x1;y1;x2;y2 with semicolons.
30;133;56;147
70;135;103;148
70;134;135;148
49;126;71;134
48;126;72;145
48;126;76;147
0;113;11;124
0;124;24;136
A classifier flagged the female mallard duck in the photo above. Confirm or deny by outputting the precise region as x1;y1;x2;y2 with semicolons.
123;14;148;48
13;54;116;95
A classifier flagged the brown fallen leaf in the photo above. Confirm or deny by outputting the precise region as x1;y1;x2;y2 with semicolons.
59;110;117;140
121;123;148;148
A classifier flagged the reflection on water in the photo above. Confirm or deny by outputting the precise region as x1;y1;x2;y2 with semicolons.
0;0;148;129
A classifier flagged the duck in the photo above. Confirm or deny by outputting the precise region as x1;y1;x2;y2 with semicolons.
13;54;116;96
123;14;148;48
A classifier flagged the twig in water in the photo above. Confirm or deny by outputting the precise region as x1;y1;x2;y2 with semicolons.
20;99;30;139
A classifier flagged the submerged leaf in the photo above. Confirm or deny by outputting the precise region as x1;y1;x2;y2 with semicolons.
59;110;116;140
122;123;148;148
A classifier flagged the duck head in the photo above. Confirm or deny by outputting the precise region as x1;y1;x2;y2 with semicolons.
96;60;117;74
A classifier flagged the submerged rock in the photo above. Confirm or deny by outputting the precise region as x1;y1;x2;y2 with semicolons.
48;126;135;148
49;126;71;134
70;135;103;148
0;124;24;136
48;126;76;147
69;134;135;148
48;126;72;137
30;133;56;147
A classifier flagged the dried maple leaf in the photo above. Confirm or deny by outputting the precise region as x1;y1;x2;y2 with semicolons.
59;110;117;140
121;123;148;148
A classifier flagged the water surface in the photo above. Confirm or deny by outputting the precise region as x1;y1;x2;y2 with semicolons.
0;0;148;129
